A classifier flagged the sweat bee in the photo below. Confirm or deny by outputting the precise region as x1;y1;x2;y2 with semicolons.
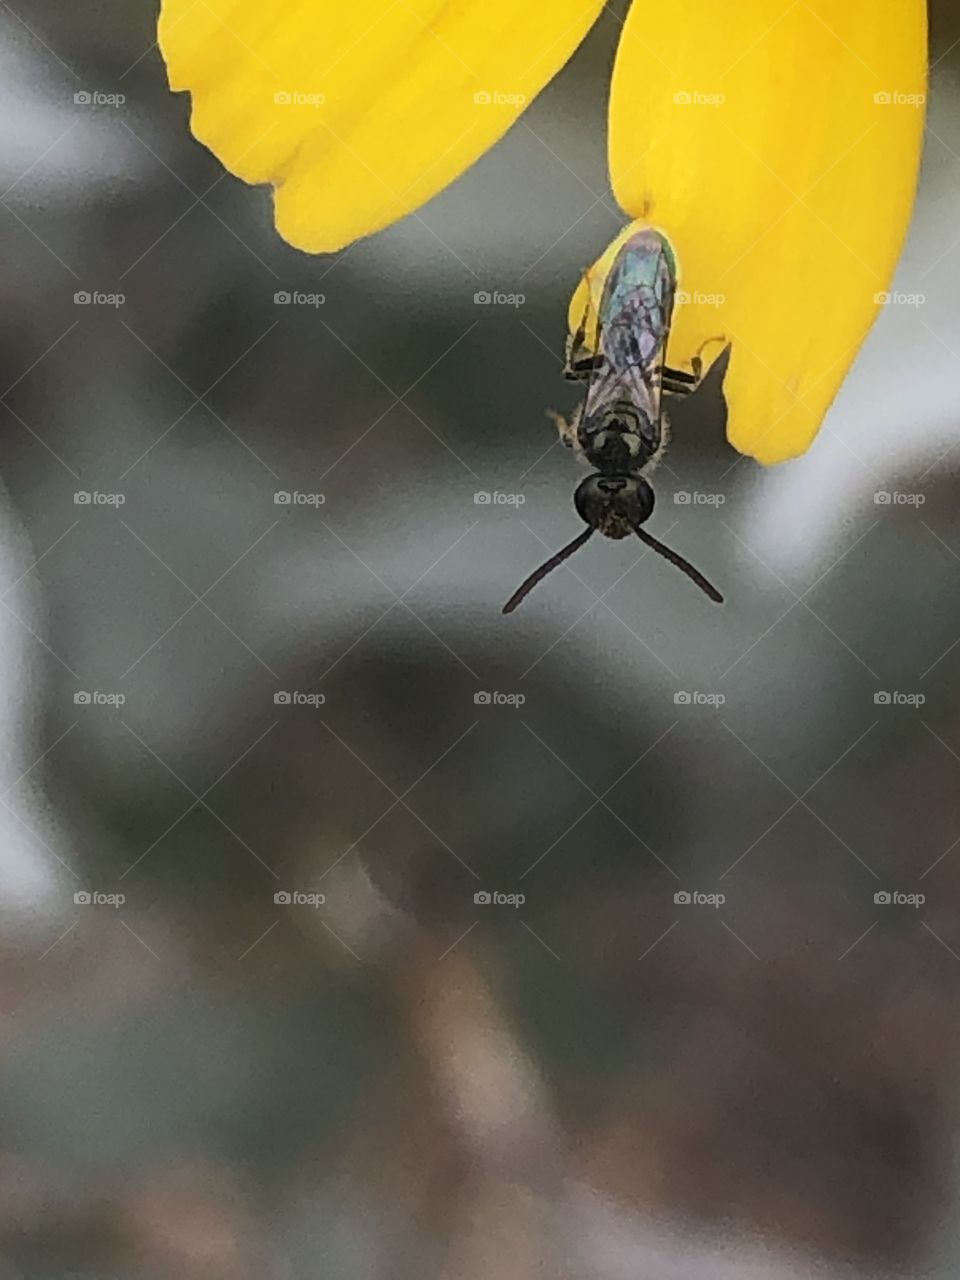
503;227;724;614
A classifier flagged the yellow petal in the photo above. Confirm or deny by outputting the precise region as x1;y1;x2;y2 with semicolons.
594;0;926;463
158;0;604;254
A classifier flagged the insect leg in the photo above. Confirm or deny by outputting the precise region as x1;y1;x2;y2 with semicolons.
563;354;605;382
564;267;607;381
662;355;705;398
546;408;579;449
663;379;695;398
663;365;698;385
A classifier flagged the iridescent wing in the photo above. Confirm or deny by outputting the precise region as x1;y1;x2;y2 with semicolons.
581;228;678;451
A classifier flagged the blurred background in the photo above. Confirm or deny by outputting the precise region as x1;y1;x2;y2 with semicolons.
1;2;959;1277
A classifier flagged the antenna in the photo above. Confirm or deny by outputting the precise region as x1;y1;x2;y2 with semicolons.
502;528;594;615
633;526;723;603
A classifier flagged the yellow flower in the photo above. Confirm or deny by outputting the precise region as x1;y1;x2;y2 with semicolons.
159;0;926;463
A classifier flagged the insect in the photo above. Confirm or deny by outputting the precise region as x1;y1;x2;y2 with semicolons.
502;227;724;614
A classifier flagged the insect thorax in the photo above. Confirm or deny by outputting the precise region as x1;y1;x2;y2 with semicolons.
580;401;658;475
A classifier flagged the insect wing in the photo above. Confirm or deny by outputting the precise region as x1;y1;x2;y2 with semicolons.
582;229;678;443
